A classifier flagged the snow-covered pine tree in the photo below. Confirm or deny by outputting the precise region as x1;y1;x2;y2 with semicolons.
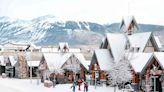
108;56;132;92
109;58;131;84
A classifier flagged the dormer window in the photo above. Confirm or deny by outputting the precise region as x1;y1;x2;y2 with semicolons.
120;16;139;35
63;45;69;52
58;42;69;53
127;24;133;35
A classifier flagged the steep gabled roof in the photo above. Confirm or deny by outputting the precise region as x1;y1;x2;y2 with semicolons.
74;53;90;70
153;52;164;69
43;53;66;72
120;16;139;31
153;36;163;51
128;32;152;52
93;49;114;71
0;56;5;66
106;33;127;62
105;32;152;62
129;53;153;73
43;52;88;72
9;56;17;66
58;42;69;51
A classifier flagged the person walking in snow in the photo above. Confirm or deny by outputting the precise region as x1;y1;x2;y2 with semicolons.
77;79;82;91
71;81;76;92
84;81;88;92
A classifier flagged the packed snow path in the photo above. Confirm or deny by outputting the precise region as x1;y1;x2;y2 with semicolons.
0;78;126;92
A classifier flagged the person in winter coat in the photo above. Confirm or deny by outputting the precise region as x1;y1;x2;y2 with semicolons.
71;81;76;92
77;79;82;91
84;81;88;92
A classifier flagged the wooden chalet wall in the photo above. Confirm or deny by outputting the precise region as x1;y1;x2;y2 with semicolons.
131;71;139;84
90;63;106;80
144;38;155;53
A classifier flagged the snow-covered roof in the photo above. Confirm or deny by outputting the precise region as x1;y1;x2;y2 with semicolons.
94;49;114;71
9;56;17;66
0;56;5;66
120;16;139;30
43;53;77;72
43;52;87;72
128;32;152;52
153;36;162;50
153;52;164;69
59;53;73;67
43;53;63;72
41;47;58;52
27;61;40;67
106;33;126;62
2;43;27;50
1;42;40;50
30;43;41;49
59;42;69;50
69;49;81;53
74;53;90;70
106;32;152;62
41;47;80;53
129;53;153;73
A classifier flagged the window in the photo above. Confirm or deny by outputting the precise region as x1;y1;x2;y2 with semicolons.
130;47;140;52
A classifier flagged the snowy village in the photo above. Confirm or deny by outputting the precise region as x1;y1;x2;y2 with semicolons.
0;15;164;92
1;0;164;92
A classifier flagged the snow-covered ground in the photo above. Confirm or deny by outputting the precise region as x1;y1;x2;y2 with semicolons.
0;77;127;92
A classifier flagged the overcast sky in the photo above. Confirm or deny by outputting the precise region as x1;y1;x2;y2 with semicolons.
0;0;164;25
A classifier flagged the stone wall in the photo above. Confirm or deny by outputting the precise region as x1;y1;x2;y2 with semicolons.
17;53;28;78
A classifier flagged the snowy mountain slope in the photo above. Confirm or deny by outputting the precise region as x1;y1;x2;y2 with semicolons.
0;15;164;46
0;15;106;46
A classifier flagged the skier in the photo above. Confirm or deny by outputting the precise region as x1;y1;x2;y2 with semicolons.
71;81;76;92
84;81;88;92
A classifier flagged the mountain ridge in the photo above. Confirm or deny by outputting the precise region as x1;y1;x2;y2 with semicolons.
0;15;164;46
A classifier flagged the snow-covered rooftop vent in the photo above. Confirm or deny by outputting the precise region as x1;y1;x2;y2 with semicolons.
120;16;139;35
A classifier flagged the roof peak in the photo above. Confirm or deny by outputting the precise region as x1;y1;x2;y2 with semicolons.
120;16;139;35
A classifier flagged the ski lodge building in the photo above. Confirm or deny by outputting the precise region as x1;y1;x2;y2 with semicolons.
39;42;90;83
90;16;164;91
